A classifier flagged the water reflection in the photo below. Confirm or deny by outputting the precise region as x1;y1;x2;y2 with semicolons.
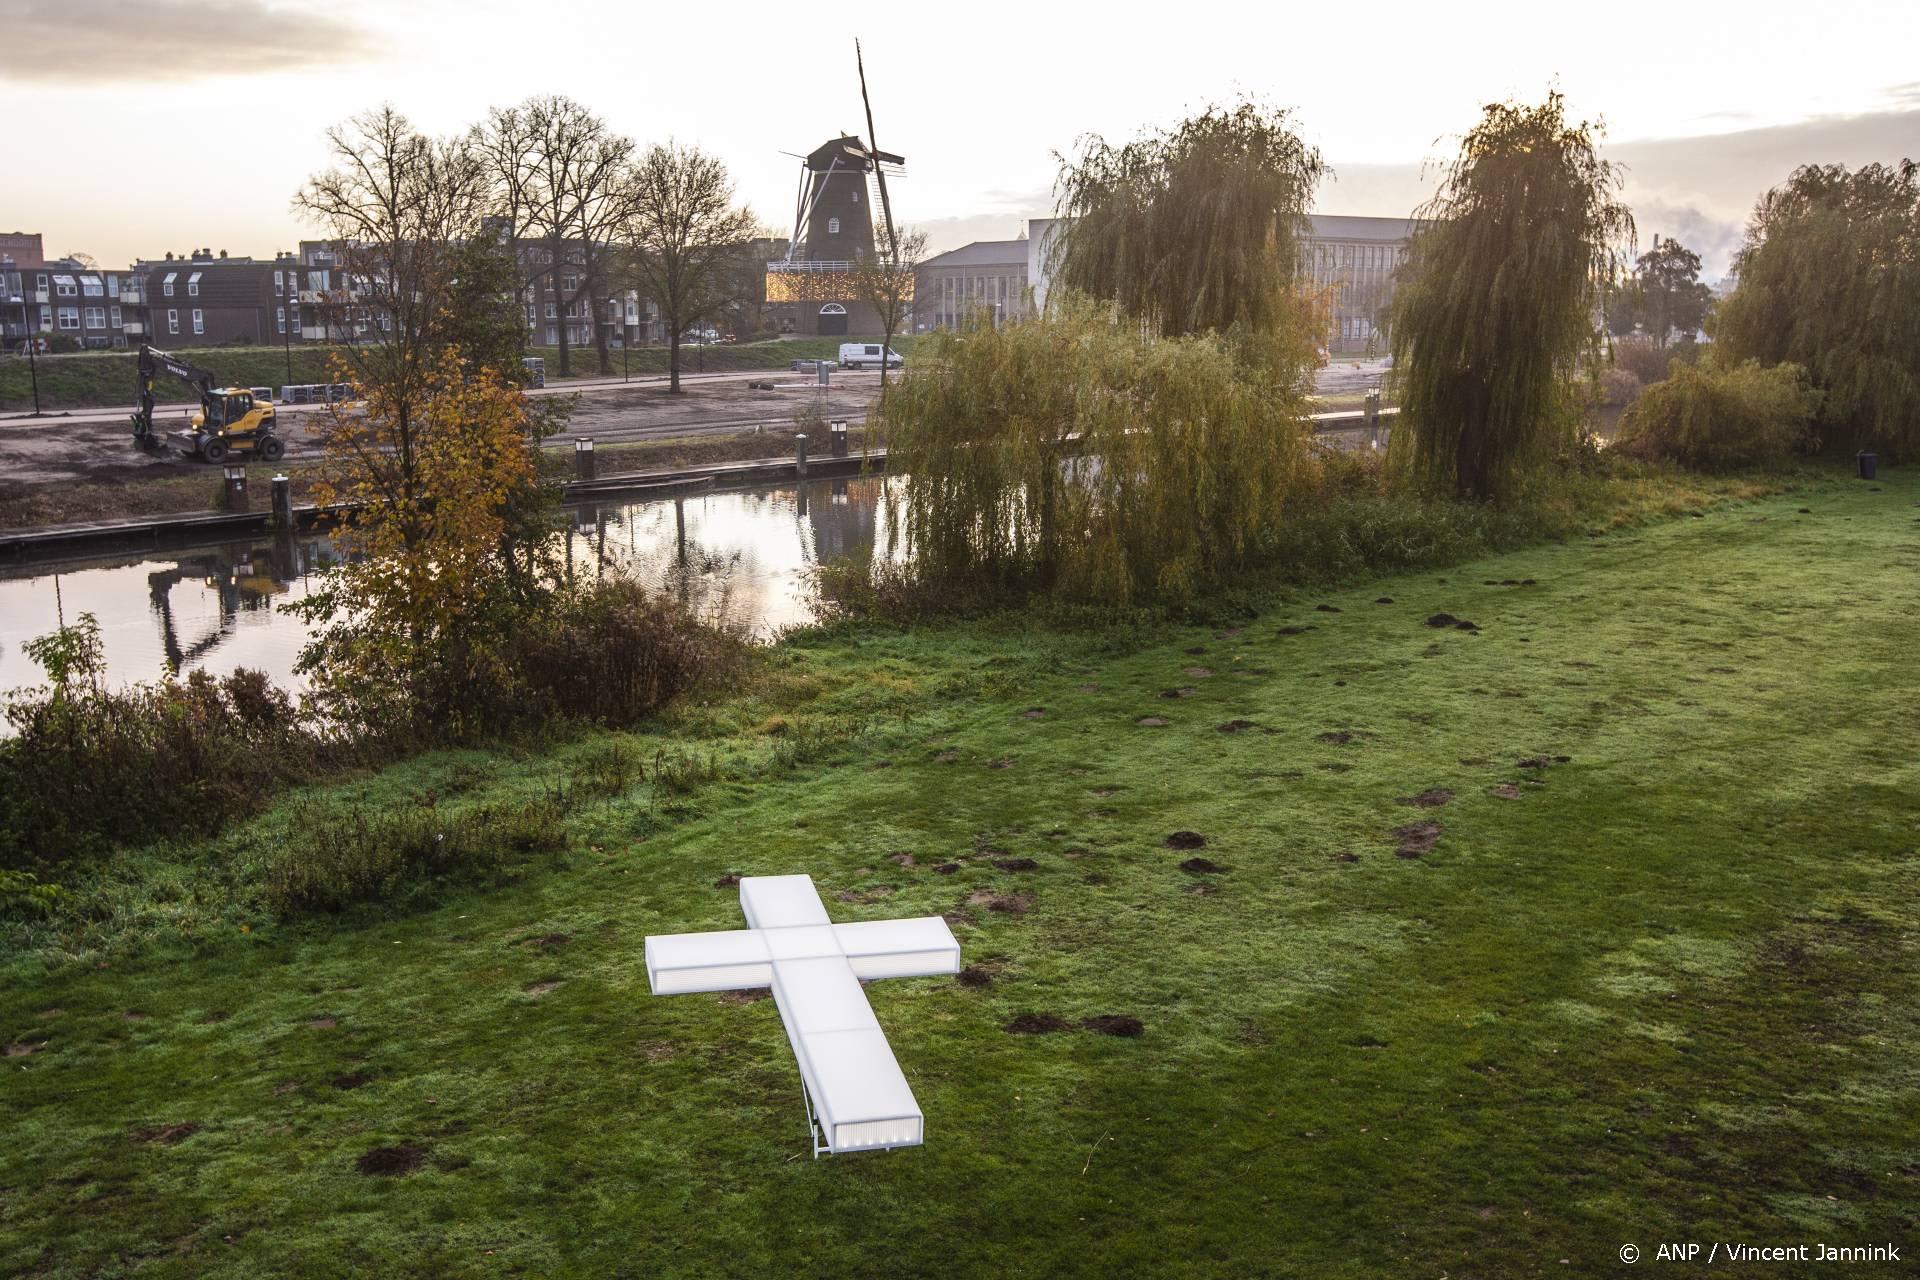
0;476;895;695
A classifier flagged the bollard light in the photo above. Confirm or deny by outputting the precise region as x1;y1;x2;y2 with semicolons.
575;437;594;454
224;463;246;486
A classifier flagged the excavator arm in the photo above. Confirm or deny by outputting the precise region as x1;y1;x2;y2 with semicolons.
131;344;216;447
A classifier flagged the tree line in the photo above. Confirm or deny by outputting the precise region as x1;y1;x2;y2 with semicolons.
295;99;766;394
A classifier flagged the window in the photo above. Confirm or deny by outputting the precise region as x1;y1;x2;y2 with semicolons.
851;189;859;204
37;306;51;329
187;272;201;296
54;275;77;297
35;273;48;292
83;307;105;329
82;275;103;296
168;309;179;334
110;306;122;327
546;303;556;318
274;270;284;295
191;308;204;334
827;217;840;235
57;307;80;329
107;274;118;293
276;307;286;334
163;272;177;296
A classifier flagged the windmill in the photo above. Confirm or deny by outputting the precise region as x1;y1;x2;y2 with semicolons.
766;44;907;337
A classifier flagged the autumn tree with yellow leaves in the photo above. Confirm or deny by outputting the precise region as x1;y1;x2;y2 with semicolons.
292;348;546;740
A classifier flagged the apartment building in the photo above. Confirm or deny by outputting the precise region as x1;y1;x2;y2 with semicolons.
136;248;302;348
3;232;147;352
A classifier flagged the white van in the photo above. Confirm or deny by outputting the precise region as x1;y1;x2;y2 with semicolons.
838;342;903;371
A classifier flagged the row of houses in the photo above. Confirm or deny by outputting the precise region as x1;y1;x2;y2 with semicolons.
1;232;665;354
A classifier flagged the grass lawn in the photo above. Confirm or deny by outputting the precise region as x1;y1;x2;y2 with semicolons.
3;467;1917;1276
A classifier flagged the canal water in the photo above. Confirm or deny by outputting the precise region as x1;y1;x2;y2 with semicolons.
0;476;896;696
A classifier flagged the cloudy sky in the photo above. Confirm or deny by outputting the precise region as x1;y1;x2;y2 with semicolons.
4;0;1917;277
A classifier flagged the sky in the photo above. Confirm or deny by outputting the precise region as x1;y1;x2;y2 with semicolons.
4;0;1918;279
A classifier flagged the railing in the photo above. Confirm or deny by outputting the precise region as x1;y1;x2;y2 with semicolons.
121;322;145;335
767;260;855;273
119;292;142;304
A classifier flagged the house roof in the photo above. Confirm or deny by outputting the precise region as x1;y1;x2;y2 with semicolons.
920;238;1028;270
1307;214;1416;242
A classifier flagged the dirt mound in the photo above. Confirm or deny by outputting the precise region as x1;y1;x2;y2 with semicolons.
1164;831;1208;850
1315;604;1342;613
1083;1015;1145;1037
331;1073;371;1091
713;873;741;888
1159;687;1197;699
932;862;962;874
521;979;563;996
1490;783;1523;799
1136;716;1170;727
1517;754;1573;769
1316;731;1354;745
1216;720;1258;733
991;857;1039;872
1375;597;1395;604
527;933;572;947
1392;822;1442;858
1396;789;1454;808
1183;667;1213;679
355;1145;427;1177
133;1122;201;1146
1179;857;1225;874
1020;708;1047;720
1276;624;1316;636
957;966;996;988
966;889;1034;916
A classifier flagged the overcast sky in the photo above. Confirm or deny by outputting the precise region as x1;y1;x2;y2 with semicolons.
4;0;1917;277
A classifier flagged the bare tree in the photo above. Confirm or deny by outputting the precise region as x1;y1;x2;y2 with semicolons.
293;106;497;528
476;96;634;377
848;224;926;392
620;142;757;393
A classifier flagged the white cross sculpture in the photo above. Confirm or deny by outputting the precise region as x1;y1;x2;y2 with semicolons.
645;874;960;1157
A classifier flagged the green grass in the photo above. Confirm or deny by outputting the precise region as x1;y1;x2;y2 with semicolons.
4;467;1918;1276
1;337;924;411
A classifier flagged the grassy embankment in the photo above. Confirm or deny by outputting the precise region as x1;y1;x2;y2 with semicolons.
0;337;915;413
3;464;1916;1276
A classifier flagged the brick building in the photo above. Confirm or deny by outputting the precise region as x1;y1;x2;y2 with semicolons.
3;232;147;352
136;248;298;348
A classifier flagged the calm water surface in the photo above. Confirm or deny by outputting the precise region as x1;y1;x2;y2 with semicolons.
0;476;895;695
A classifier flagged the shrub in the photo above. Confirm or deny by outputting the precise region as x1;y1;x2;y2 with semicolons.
1611;338;1671;386
513;579;743;727
264;796;569;914
1595;367;1643;409
1;616;329;873
1616;360;1821;470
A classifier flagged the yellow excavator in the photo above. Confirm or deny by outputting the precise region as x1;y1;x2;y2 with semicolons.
131;344;285;463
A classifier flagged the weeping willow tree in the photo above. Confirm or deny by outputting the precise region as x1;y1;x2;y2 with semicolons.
1050;100;1328;380
881;298;1301;605
1714;160;1920;459
1390;93;1632;500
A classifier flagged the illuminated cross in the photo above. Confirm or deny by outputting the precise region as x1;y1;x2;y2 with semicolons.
645;874;960;1157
